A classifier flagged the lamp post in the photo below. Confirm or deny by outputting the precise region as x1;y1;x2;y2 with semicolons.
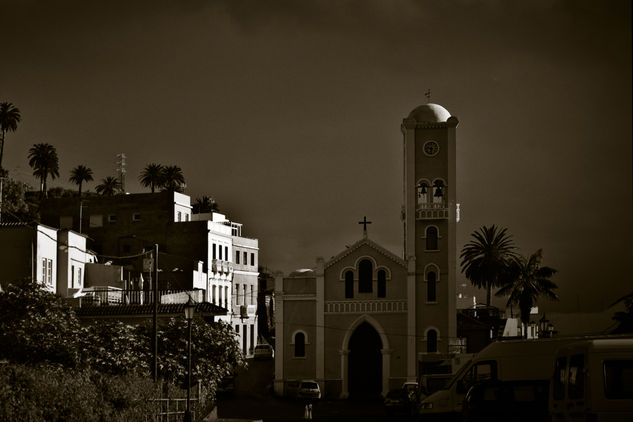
184;296;196;422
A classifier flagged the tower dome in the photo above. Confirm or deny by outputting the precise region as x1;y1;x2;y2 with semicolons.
407;103;451;123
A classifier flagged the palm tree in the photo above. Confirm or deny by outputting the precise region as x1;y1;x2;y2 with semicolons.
139;163;164;193
0;102;21;171
460;225;517;306
495;249;558;338
28;143;59;198
161;165;186;192
69;165;94;197
610;292;633;334
95;176;120;196
192;196;219;214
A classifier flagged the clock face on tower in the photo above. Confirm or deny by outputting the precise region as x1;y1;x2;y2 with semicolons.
423;140;440;157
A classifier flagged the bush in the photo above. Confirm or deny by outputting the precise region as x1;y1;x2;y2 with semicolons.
80;321;151;376
0;281;245;419
0;363;161;422
0;280;81;367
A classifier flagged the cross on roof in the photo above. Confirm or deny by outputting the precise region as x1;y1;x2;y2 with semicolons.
425;89;431;103
358;216;372;237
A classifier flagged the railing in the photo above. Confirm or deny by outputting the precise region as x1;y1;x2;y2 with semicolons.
147;397;199;422
74;289;205;307
325;300;407;314
417;202;447;209
416;205;449;220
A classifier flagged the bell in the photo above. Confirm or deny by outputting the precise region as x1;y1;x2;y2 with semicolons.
420;184;427;195
434;186;443;197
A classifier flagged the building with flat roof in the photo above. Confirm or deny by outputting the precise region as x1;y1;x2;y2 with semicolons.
40;191;260;356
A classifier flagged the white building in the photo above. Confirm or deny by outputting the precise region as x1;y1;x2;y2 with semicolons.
41;191;261;356
0;223;96;295
57;229;96;297
192;211;260;357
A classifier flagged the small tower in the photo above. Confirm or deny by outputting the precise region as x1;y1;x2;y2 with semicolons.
116;153;126;194
401;103;458;373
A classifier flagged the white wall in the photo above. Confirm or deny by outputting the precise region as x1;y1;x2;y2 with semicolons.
36;225;58;293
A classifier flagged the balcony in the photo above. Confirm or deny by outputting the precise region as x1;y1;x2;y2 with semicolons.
232;303;257;318
211;259;234;275
70;288;206;307
416;202;449;220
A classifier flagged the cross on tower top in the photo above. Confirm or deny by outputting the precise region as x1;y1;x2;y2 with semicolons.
424;89;431;103
358;216;372;237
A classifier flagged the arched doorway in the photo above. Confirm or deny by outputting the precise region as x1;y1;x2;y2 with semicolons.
348;322;382;399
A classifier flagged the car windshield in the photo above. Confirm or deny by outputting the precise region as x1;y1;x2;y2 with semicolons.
447;359;473;388
301;382;318;389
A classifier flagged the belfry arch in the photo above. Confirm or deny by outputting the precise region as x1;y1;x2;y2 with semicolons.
340;314;390;398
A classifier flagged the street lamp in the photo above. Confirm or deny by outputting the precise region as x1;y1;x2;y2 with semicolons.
184;296;196;422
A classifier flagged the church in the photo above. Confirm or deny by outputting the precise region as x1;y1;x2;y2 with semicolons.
274;103;459;399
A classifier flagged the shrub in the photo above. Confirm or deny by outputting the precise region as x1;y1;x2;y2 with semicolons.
0;363;161;422
0;280;81;367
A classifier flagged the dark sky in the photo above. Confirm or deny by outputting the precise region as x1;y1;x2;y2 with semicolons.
2;0;631;312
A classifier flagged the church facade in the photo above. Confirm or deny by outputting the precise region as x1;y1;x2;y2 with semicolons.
274;103;459;398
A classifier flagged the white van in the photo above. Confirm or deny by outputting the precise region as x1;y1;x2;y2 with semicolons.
550;338;633;422
418;337;589;419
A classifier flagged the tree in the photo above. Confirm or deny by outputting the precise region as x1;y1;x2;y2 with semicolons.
0;278;81;367
28;143;60;198
0;176;33;222
161;165;186;192
155;318;245;401
192;196;219;214
69;164;94;196
495;249;558;338
611;292;633;334
80;321;150;376
95;176;121;196
139;163;164;193
460;225;517;306
0;102;21;171
0;364;161;422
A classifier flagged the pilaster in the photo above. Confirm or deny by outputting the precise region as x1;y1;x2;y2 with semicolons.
273;272;284;396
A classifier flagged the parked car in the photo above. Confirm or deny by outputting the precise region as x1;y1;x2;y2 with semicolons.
297;379;321;400
384;382;424;416
402;381;422;402
462;379;549;422
384;388;412;416
253;344;274;360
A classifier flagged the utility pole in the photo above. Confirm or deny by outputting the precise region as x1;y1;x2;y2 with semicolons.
116;153;126;194
0;176;4;222
78;201;83;234
152;244;159;382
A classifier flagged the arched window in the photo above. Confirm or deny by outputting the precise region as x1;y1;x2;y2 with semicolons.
345;271;354;299
426;226;438;250
417;182;428;205
377;270;386;298
427;329;438;353
358;259;373;293
433;180;444;204
294;332;306;357
427;271;437;302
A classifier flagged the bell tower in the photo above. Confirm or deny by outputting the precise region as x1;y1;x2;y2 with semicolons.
402;103;458;378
